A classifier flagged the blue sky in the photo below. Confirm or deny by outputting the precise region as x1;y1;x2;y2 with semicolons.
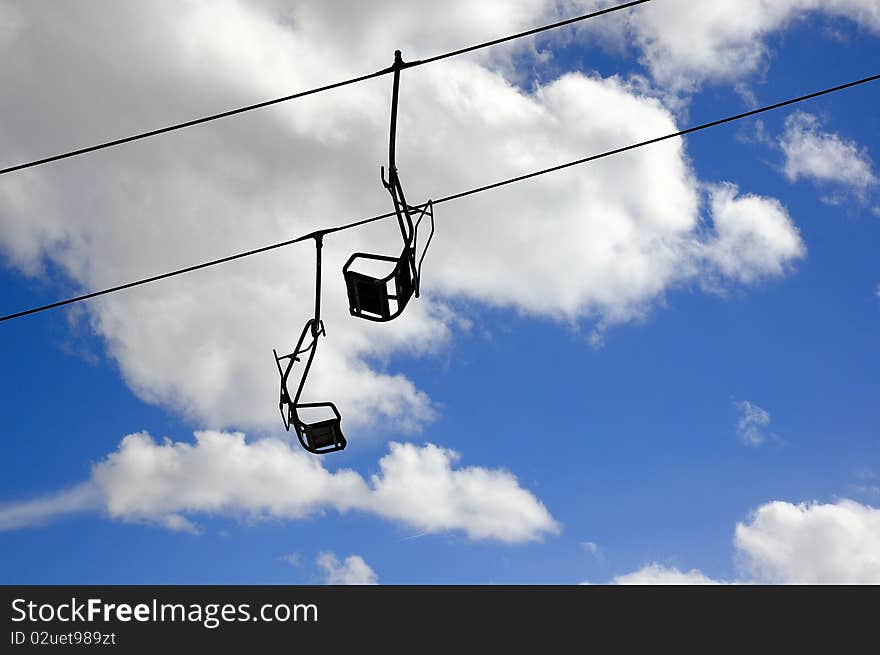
1;1;878;585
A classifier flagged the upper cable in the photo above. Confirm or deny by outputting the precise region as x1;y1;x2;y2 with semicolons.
0;0;651;176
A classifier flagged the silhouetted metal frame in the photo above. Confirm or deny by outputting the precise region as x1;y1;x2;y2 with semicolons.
342;201;433;321
343;50;434;322
273;235;346;454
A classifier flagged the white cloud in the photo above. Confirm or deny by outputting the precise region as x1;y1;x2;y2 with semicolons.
735;500;880;583
0;430;559;543
0;483;99;531
316;552;378;585
581;541;600;557
611;563;723;585
779;112;878;197
606;499;880;584
368;442;561;542
0;1;806;437
583;0;880;95
735;400;773;446
702;184;806;285
279;552;302;568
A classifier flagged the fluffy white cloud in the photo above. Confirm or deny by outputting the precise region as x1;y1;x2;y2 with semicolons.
611;563;723;585
580;0;880;94
735;500;880;583
606;499;880;584
735;400;772;446
0;1;805;436
368;442;561;542
779;112;878;195
316;552;378;585
702;184;805;285
0;431;559;543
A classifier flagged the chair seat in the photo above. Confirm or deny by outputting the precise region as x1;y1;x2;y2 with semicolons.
292;401;346;454
302;418;346;452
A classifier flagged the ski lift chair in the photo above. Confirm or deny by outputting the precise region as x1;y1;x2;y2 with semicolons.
343;50;434;323
273;235;346;454
273;320;346;455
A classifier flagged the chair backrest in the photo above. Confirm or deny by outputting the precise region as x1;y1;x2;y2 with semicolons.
346;270;391;319
343;250;413;322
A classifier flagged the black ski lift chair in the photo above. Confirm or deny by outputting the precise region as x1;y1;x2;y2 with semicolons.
273;234;346;454
343;50;434;322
